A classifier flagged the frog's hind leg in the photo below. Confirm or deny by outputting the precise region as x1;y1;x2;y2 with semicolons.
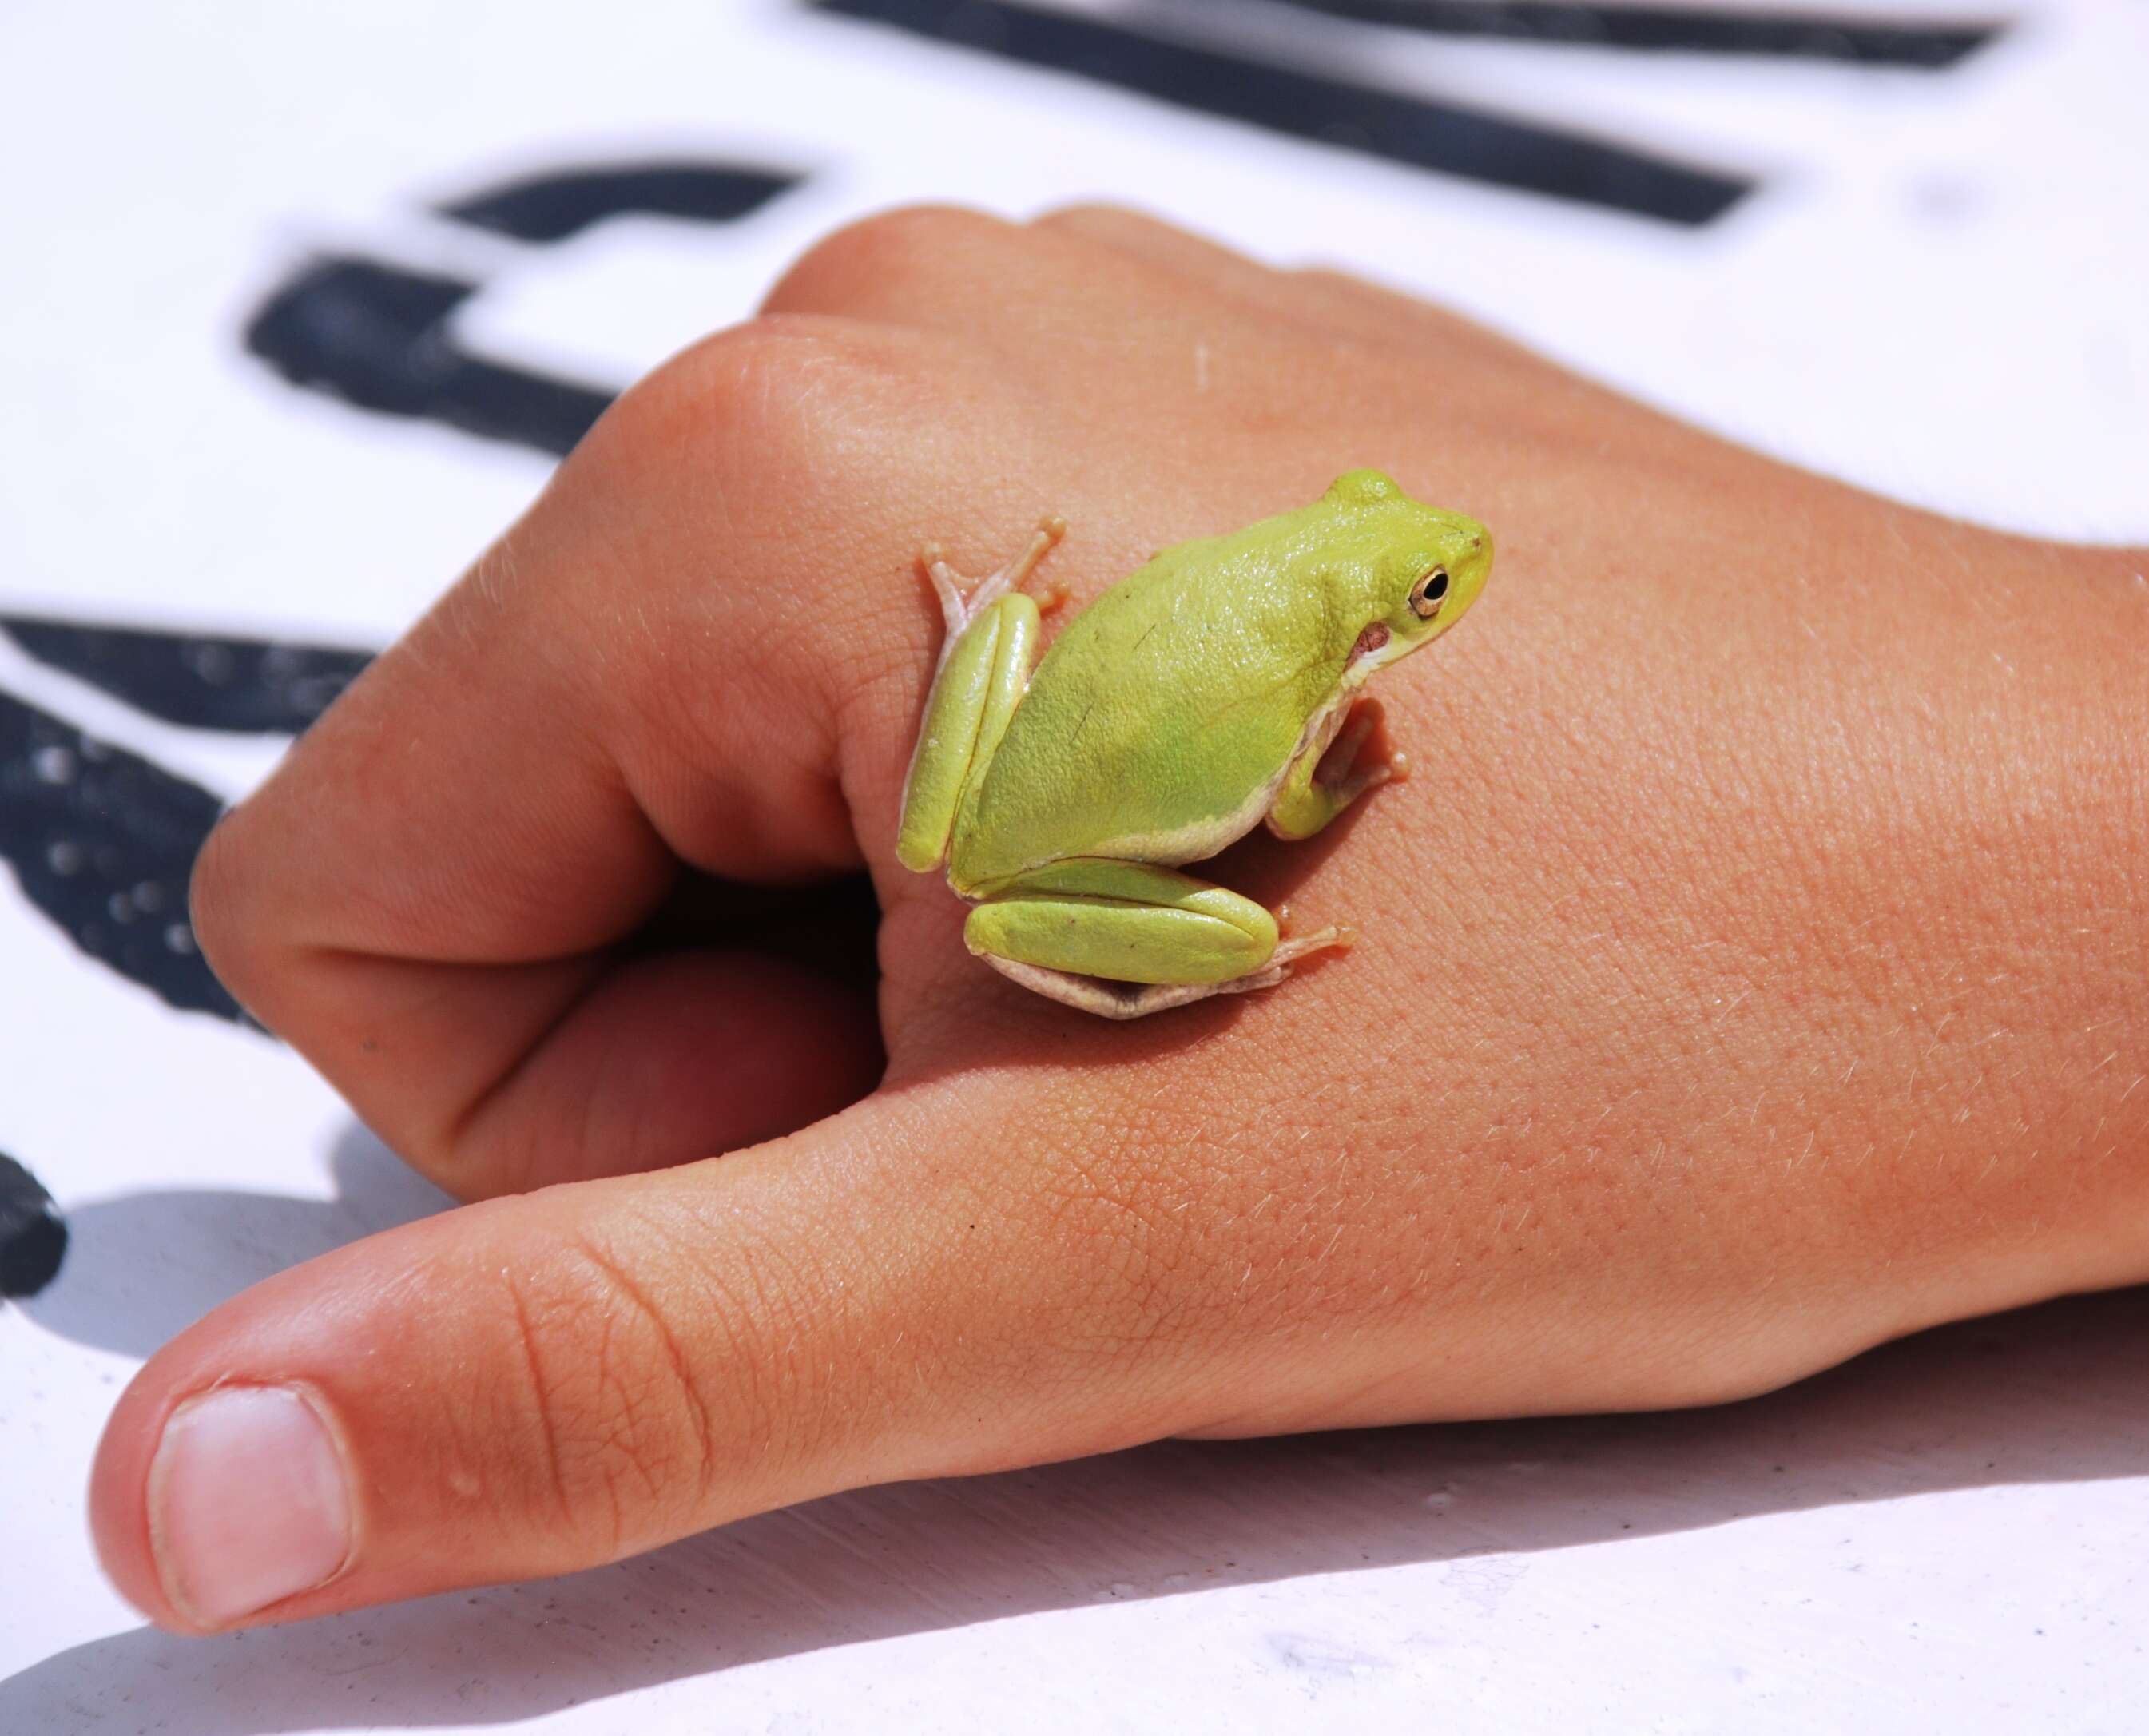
921;514;1068;653
979;928;1349;1020
896;517;1067;875
963;860;1354;1019
896;590;1041;873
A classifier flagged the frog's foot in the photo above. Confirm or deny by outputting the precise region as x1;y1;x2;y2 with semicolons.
979;925;1353;1021
1274;906;1358;959
921;514;1067;639
1266;696;1408;841
1315;697;1409;804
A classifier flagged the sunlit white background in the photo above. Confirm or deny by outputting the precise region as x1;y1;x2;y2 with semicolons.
3;2;2143;1730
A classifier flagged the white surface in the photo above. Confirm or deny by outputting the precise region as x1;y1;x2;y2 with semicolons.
2;2;2144;1730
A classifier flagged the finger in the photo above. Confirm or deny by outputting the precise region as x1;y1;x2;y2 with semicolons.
86;1093;1158;1634
766;204;1635;491
1037;202;1620;399
760;204;1252;369
1035;202;1710;475
193;317;932;1198
1035;202;1349;327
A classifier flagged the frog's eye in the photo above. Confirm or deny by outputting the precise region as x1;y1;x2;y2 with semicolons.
1409;566;1449;620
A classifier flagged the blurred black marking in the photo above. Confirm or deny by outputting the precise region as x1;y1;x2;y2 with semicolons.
1275;0;2000;66
0;691;241;1023
2;617;373;737
440;161;800;241
811;0;1751;224
0;1152;67;1299
244;258;616;458
248;157;807;454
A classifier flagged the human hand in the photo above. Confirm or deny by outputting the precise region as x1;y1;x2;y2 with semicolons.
91;207;2149;1632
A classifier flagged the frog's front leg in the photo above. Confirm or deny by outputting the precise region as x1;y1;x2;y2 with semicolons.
1265;696;1408;841
965;860;1349;1019
895;518;1067;874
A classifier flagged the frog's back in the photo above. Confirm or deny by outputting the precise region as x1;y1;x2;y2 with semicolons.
950;526;1355;891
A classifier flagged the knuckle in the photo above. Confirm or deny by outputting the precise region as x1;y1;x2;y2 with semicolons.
561;310;948;743
761;203;1014;315
491;1245;718;1551
601;313;924;484
1031;201;1143;236
186;804;269;1000
483;1220;836;1551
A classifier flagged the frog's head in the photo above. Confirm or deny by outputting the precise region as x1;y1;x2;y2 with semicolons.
1325;470;1493;661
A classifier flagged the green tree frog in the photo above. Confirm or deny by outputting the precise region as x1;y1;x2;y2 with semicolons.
896;470;1492;1018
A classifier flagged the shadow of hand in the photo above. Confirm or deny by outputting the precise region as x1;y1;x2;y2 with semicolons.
22;1125;450;1359
13;1282;2145;1733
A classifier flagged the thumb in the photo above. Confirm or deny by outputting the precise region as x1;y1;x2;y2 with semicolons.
89;1089;1119;1633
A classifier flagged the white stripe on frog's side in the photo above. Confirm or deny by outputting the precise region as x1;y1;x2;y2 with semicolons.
1079;753;1299;872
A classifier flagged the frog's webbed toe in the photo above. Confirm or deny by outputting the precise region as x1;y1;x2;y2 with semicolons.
922;515;1067;638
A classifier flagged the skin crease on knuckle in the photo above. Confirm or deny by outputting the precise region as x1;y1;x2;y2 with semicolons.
529;1254;716;1556
479;1210;852;1564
